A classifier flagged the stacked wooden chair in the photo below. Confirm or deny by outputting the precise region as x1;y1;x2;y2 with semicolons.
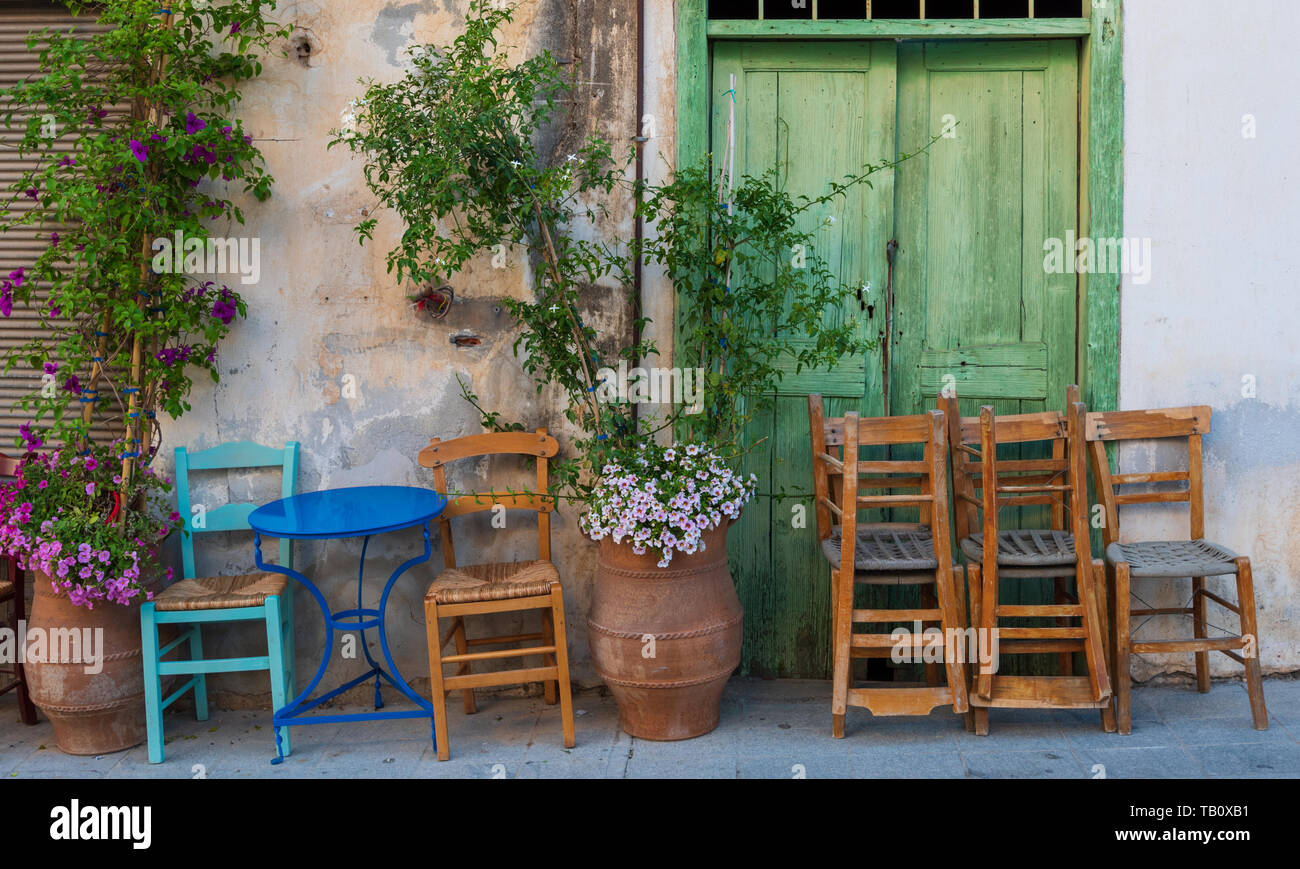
938;388;1113;735
418;428;575;761
808;397;969;737
1086;406;1267;733
0;454;38;726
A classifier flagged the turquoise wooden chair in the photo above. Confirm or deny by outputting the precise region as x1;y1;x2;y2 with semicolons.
140;441;299;764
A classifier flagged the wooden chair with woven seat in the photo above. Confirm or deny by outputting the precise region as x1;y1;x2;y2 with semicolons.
140;441;299;763
808;397;969;737
418;428;574;761
939;390;1113;735
1086;405;1267;734
0;453;38;726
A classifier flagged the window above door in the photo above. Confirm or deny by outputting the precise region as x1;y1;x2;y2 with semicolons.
708;0;1087;19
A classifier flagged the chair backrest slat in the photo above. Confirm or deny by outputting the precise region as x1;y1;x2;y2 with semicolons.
417;429;558;569
939;388;1083;543
807;396;954;573
175;441;299;580
1085;406;1210;442
1085;406;1211;545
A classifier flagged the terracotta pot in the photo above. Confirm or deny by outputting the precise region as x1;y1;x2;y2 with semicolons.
26;572;146;755
588;523;742;740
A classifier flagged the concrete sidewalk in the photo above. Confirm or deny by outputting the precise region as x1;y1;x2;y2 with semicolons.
4;676;1299;779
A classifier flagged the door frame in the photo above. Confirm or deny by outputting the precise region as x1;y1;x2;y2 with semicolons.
674;1;1124;417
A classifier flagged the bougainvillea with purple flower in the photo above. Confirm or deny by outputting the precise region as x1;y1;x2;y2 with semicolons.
0;0;286;456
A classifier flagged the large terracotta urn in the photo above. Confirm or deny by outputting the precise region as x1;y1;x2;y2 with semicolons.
25;572;147;754
588;523;742;740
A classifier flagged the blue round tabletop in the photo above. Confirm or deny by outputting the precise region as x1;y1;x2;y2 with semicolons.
248;485;447;540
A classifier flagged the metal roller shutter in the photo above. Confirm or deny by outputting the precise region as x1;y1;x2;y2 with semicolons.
1;2;122;448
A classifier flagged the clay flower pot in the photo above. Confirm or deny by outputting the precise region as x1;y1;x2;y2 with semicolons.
25;572;147;755
588;522;742;740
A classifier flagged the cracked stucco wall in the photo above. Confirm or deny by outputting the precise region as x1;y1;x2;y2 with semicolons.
158;0;643;707
1120;0;1300;680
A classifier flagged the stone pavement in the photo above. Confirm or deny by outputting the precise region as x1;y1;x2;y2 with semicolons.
4;676;1298;779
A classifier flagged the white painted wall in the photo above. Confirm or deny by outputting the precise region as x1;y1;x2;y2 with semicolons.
1121;0;1300;677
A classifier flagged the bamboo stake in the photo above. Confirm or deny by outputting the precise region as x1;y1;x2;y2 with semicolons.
80;313;110;439
120;8;174;497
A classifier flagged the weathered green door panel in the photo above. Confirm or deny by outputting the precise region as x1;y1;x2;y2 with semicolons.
918;343;1049;400
892;40;1078;418
712;41;896;678
893;40;1080;676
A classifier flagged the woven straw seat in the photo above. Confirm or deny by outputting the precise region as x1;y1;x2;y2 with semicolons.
426;559;559;605
153;572;288;612
1106;539;1240;578
820;524;939;580
960;529;1078;567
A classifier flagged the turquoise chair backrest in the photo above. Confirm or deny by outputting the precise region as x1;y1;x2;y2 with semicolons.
174;441;300;580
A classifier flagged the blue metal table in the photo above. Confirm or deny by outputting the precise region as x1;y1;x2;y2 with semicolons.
248;485;447;764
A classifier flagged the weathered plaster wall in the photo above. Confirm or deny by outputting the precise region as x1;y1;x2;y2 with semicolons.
160;0;641;705
1121;0;1300;678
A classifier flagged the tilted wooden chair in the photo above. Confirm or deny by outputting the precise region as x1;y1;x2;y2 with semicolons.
0;454;38;725
141;441;299;763
1086;406;1267;734
809;397;969;738
940;391;1112;735
418;428;574;761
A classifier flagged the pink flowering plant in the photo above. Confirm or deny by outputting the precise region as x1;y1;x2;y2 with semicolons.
0;443;180;607
579;443;756;568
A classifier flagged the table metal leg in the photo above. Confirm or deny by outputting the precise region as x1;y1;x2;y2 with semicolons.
254;527;437;764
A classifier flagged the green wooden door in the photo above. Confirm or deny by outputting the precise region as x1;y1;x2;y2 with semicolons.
892;41;1080;675
710;39;1080;678
712;42;896;678
892;40;1078;420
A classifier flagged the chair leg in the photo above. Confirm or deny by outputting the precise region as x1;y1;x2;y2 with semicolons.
550;586;576;749
424;598;451;761
1078;561;1112;703
933;569;969;714
964;563;991;736
452;617;477;715
281;584;297;704
920;585;942;687
1234;557;1268;730
1190;575;1211;693
1054;577;1074;676
187;624;209;722
958;564;977;732
140;602;166;764
830;568;853;739
264;595;291;759
9;569;36;725
540;605;558;705
976;563;997;701
1114;562;1132;735
1093;560;1117;733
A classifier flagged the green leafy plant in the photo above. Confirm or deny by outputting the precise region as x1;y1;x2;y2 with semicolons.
332;0;637;499
338;1;916;560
